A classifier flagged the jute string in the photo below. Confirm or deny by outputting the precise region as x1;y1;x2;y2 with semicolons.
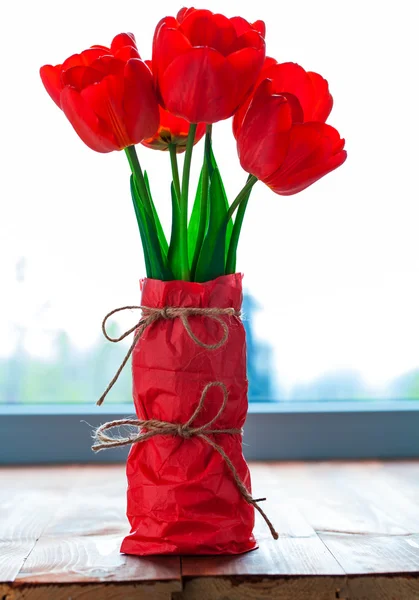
93;381;278;540
94;304;278;540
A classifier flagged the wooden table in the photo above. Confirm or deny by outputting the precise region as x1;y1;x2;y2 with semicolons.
1;461;419;599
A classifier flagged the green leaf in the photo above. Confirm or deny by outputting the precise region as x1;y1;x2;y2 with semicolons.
225;191;251;274
188;168;206;268
143;170;169;256
206;146;233;260
130;178;152;277
130;175;174;281
168;182;183;280
194;167;231;283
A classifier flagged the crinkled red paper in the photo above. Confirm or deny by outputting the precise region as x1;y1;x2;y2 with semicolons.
120;273;257;555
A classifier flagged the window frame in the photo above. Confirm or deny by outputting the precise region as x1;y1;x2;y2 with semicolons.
1;401;418;464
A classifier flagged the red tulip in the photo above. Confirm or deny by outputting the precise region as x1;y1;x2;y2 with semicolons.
237;79;347;195
233;58;333;138
40;33;160;153
152;7;266;124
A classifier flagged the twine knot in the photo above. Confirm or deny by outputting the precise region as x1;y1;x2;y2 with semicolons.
93;381;278;540
177;424;192;439
160;307;170;319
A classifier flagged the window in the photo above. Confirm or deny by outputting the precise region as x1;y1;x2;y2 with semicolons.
1;0;419;462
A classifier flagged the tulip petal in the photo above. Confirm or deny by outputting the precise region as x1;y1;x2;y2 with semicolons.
230;16;265;38
252;20;266;38
111;33;137;54
270;148;347;195
90;44;110;53
114;45;141;61
260;56;278;75
231;29;265;52
263;62;315;122
307;71;333;122
179;10;237;56
265;123;346;194
227;47;265;110
232;102;247;139
238;80;293;179
80;74;133;148
123;58;160;142
61;66;104;91
177;7;189;22
160;47;236;123
40;64;63;107
152;22;192;85
233;58;275;137
230;16;250;36
60;86;118;152
89;56;125;77
61;48;109;71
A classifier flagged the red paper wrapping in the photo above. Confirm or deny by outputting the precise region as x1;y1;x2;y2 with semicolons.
120;273;257;555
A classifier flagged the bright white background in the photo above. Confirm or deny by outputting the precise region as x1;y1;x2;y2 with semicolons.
1;0;418;399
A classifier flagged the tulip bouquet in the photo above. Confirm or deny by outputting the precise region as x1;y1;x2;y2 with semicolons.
41;8;346;556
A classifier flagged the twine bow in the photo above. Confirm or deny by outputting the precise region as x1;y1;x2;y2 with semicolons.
92;381;279;540
97;305;240;406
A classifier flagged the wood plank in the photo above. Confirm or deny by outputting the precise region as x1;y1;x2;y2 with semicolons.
319;532;419;574
269;461;414;535
323;461;419;534
382;460;419;503
13;465;181;591
182;463;344;577
16;534;181;584
0;467;83;582
180;576;346;600
182;534;344;576
37;465;127;538
264;461;419;575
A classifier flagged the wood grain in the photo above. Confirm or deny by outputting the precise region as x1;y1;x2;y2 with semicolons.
12;465;181;589
266;461;416;535
3;582;178;599
323;461;419;533
0;467;81;582
319;532;419;574
182;463;344;577
15;534;180;584
346;576;419;600
180;576;345;600
383;460;419;503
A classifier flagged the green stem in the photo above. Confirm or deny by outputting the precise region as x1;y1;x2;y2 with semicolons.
226;175;258;222
125;146;153;217
179;123;197;280
225;176;254;274
169;143;181;204
191;124;212;280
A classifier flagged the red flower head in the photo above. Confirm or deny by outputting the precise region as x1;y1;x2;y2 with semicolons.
40;33;160;153
152;7;266;124
141;61;205;152
237;79;347;195
233;58;334;137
